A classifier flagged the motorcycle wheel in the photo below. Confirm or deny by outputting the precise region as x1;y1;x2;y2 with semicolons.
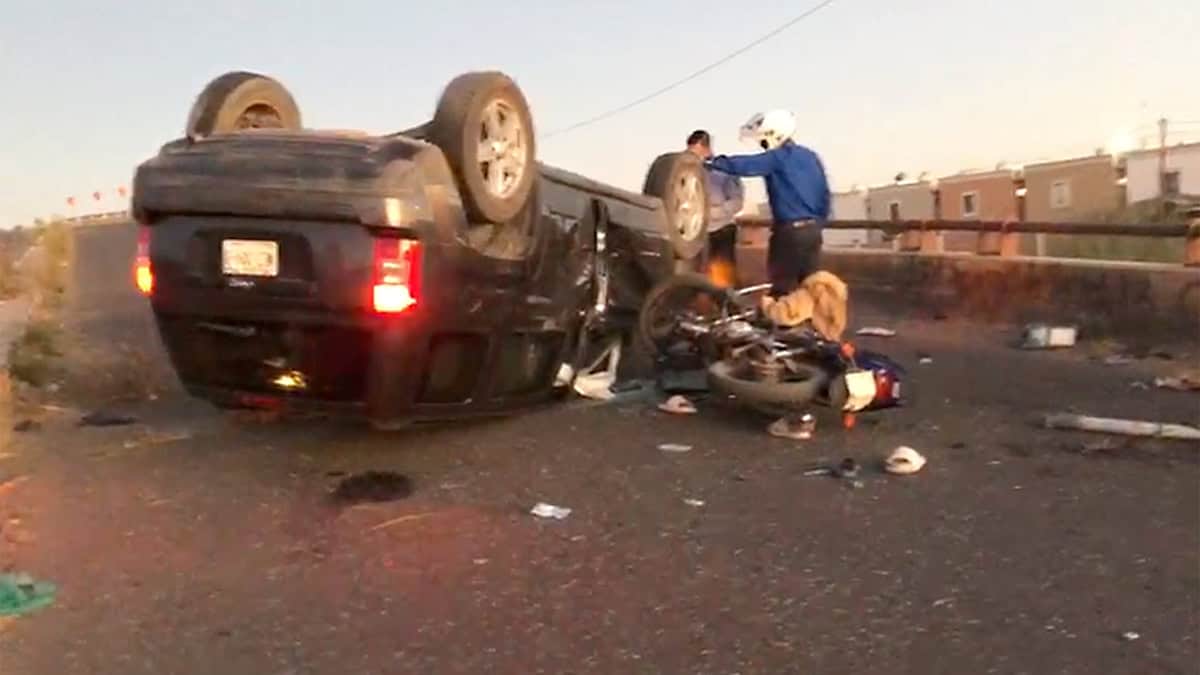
707;359;830;409
637;273;740;366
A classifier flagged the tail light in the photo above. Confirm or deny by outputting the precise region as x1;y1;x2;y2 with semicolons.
134;226;154;295
372;237;421;314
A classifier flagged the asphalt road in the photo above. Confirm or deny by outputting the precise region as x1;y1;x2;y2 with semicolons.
1;222;1197;675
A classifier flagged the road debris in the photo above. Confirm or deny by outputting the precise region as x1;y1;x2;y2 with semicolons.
657;443;693;453
1020;324;1077;349
835;457;860;479
79;411;138;427
570;339;622;401
856;326;897;337
1102;355;1135;366
530;502;571;520
802;458;860;480
767;413;816;440
368;512;436;532
1121;631;1141;642
1043;413;1200;441
917;353;934;365
0;573;56;617
330;471;413;505
683;498;705;507
1154;374;1200;392
884;446;927;475
657;395;697;415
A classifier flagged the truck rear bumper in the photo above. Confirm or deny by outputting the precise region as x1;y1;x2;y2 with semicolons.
156;311;569;425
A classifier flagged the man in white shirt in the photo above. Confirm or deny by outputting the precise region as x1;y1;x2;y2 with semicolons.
686;130;744;286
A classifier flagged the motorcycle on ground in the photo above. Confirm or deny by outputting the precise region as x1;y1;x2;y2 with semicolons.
636;274;909;422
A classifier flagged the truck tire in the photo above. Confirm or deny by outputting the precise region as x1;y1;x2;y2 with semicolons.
185;71;302;140
429;71;536;224
643;152;710;262
707;359;828;409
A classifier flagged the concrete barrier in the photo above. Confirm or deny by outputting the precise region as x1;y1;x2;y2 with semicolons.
736;243;1199;343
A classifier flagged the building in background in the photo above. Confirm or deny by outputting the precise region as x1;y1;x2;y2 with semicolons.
1023;154;1123;221
866;178;938;221
1124;142;1200;203
935;167;1022;251
865;178;938;249
828;188;868;247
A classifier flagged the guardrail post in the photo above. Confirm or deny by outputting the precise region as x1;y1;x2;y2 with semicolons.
919;230;943;253
976;227;1019;257
1186;220;1200;267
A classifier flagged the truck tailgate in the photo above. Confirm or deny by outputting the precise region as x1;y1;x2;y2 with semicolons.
149;215;377;320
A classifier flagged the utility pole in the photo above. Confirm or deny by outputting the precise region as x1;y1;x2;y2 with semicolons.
1158;117;1168;198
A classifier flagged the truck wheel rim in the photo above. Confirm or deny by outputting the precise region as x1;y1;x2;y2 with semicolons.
674;172;704;241
477;100;527;199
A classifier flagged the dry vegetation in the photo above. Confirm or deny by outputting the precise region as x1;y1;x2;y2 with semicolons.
6;220;71;387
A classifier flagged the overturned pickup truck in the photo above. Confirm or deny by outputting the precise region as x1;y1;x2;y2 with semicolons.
131;70;711;427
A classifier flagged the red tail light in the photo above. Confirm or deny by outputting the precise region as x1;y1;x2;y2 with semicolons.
372;237;420;314
134;226;154;295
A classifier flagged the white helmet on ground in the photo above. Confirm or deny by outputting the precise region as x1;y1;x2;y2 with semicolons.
739;109;796;150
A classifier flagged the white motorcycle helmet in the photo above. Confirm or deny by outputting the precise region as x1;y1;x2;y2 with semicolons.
738;109;796;150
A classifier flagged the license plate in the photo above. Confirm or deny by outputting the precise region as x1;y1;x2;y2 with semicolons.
221;239;279;277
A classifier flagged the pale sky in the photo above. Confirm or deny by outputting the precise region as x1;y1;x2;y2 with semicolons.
1;0;1197;226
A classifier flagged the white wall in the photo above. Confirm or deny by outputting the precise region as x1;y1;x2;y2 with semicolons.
827;191;869;247
1125;144;1200;203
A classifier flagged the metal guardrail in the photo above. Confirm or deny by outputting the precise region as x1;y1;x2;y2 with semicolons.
63;210;130;225
735;216;1200;266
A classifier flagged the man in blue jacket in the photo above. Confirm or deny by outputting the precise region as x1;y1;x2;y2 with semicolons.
705;110;831;297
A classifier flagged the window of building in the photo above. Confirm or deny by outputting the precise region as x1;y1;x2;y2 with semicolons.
1050;180;1072;209
888;201;901;221
960;191;979;218
1164;170;1181;196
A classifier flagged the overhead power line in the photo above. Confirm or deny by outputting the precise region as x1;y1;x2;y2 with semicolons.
543;0;842;140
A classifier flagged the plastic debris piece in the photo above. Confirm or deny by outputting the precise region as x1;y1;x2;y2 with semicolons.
885;446;927;475
1043;413;1200;441
683;498;705;507
917;354;934;365
0;573;56;617
657;443;693;453
571;338;622;401
657;395;697;415
802;467;834;477
530;502;571;520
1020;324;1076;349
1121;631;1140;642
856;327;896;337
